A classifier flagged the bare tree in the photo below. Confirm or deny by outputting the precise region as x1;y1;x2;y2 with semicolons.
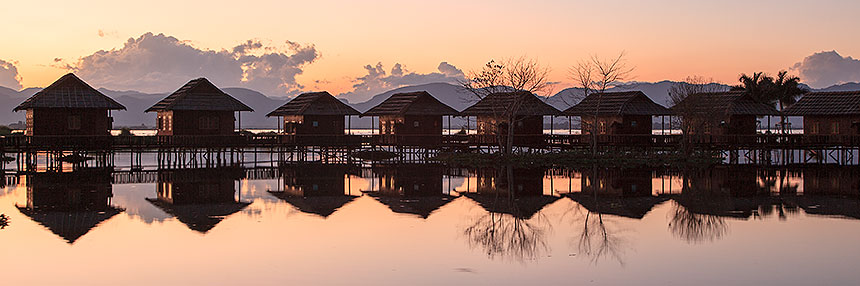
668;203;727;244
667;76;725;152
461;57;552;155
570;53;633;156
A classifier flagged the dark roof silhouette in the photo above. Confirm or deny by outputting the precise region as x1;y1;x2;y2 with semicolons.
795;196;860;220
367;193;455;219
464;193;560;219
563;91;670;116
566;193;668;219
267;91;359;117
16;206;123;243
145;78;253;112
268;191;357;218
146;199;250;233
671;91;778;116
460;91;560;116
783;91;860;116
13;73;126;111
362;91;458;116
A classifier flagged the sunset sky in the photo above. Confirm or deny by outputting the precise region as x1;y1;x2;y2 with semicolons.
2;0;860;101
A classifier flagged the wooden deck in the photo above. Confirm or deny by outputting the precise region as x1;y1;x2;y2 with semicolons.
1;134;859;152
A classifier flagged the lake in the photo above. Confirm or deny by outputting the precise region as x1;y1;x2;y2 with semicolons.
1;163;858;285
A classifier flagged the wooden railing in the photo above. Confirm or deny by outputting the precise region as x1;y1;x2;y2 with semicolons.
1;133;859;151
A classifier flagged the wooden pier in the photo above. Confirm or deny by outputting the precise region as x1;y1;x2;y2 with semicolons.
1;133;859;171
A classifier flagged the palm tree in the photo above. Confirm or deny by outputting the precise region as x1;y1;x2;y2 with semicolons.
771;71;808;134
734;72;776;132
734;72;777;105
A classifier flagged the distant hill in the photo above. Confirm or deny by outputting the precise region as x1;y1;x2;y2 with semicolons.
2;80;859;129
347;82;473;112
818;82;860;92
547;81;733;111
104;87;284;128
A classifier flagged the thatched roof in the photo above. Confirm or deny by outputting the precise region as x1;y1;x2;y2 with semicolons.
566;193;668;219
671;91;779;116
368;193;455;219
146;199;250;233
267;91;359;117
563;91;670;116
460;91;560;116
145;78;253;112
17;206;123;244
464;193;560;219
783;91;860;116
362;91;457;116
14;73;126;111
268;191;357;218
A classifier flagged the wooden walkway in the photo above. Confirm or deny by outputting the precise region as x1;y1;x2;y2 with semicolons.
1;134;858;151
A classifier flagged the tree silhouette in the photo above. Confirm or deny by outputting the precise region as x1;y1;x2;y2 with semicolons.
668;203;727;243
0;213;9;229
733;71;807;134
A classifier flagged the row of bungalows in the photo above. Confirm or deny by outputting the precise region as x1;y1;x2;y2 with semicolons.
12;73;858;144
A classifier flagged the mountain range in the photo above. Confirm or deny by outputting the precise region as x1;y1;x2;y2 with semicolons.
2;81;859;129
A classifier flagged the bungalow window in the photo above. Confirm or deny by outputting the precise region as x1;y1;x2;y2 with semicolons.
157;116;163;130
831;122;839;134
312;121;319;127
630;120;638;128
598;121;607;134
413;121;419;128
198;116;220;130
68;115;81;130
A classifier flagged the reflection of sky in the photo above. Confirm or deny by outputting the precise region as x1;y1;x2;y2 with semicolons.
1;169;860;285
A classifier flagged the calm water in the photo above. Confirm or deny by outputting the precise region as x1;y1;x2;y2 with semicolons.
1;163;859;285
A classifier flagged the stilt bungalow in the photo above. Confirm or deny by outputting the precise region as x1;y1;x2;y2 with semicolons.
368;165;452;219
146;167;249;233
13;73;126;136
783;91;860;136
465;167;559;219
362;91;458;146
671;91;778;136
268;164;359;218
266;91;360;145
460;91;560;146
563;91;670;136
15;169;122;243
146;78;253;136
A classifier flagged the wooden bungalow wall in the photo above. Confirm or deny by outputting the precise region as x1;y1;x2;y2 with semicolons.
804;115;860;135
26;108;112;136
379;115;443;145
157;110;235;136
580;115;653;135
283;115;347;136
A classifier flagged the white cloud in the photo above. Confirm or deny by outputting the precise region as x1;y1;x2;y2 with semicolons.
67;32;319;96
790;50;860;88
0;59;22;90
338;61;465;102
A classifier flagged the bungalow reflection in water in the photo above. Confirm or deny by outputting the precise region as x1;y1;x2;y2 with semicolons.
146;167;249;233
465;167;559;219
568;168;667;219
365;164;454;219
268;164;359;218
15;169;123;243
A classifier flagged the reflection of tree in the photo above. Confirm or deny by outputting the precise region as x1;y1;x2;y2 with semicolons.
573;204;627;266
0;213;8;229
462;201;550;263
668;203;727;244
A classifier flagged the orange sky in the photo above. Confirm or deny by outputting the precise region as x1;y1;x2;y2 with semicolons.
3;0;860;95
